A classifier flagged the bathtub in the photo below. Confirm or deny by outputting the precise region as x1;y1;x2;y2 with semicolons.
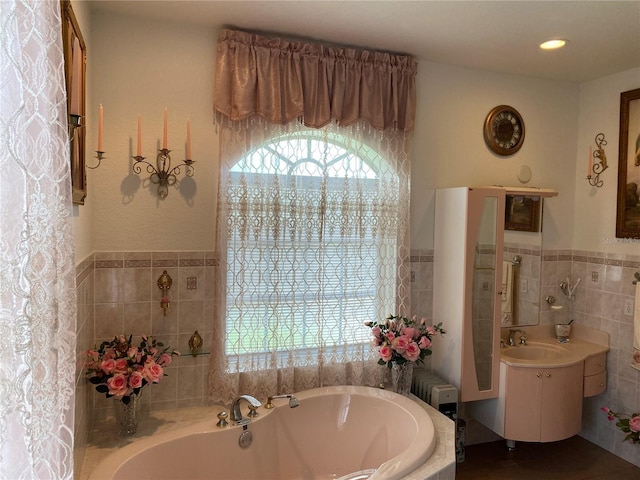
88;385;437;480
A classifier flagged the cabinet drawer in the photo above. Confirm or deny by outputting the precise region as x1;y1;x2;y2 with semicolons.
584;371;606;397
584;352;606;376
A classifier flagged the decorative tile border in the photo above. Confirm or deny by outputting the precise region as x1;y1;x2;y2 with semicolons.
95;259;123;269
92;252;220;269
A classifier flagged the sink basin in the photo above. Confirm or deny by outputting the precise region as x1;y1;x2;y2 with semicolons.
501;343;569;361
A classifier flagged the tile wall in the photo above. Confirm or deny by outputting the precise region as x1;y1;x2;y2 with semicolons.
409;248;640;468
74;251;217;476
74;247;640;474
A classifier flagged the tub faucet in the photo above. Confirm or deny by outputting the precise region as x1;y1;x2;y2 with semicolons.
508;329;526;346
230;395;262;423
264;394;299;409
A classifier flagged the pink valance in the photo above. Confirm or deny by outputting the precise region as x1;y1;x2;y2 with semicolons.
213;29;417;132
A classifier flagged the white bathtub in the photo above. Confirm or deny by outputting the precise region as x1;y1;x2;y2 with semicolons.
88;385;437;480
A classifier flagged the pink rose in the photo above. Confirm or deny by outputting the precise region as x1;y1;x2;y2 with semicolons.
600;407;615;421
426;326;437;336
403;341;421;361
379;345;393;362
102;349;116;361
629;416;640;433
391;335;410;353
114;358;129;372
100;358;116;374
128;347;143;363
386;332;395;341
403;327;417;339
107;373;130;398
419;336;432;349
158;353;172;367
143;361;164;383
129;371;144;389
371;327;381;338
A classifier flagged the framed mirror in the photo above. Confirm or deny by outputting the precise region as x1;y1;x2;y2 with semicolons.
61;0;87;205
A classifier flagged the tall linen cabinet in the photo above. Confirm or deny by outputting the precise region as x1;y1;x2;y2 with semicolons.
431;187;505;402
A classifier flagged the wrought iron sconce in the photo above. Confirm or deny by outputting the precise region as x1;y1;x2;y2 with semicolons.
132;109;195;199
157;270;172;316
133;149;194;199
586;133;608;188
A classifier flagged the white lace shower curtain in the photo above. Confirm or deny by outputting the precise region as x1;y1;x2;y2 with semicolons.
0;1;77;478
208;29;415;405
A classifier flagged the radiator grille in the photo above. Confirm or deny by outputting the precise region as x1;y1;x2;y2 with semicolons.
411;367;448;404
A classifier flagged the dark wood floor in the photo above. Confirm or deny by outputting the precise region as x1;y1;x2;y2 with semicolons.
455;436;640;480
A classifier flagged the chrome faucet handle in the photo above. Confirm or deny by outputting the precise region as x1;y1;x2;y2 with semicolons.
519;335;528;345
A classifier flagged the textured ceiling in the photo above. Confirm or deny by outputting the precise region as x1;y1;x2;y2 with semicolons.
89;0;640;83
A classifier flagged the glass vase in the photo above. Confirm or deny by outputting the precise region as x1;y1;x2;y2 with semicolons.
114;393;142;436
390;362;414;395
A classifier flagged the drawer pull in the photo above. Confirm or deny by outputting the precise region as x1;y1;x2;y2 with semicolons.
545;373;552;378
599;363;604;367
536;373;542;378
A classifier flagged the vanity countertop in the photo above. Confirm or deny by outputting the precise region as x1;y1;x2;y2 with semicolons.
499;323;609;368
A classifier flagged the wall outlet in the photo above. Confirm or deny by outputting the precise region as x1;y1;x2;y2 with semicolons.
591;271;599;283
187;276;197;290
624;299;634;317
520;279;528;293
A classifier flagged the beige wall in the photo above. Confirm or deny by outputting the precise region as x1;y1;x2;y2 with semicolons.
411;61;579;250
574;67;640;255
89;11;218;252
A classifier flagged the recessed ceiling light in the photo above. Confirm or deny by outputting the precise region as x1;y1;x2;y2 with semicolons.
540;39;568;50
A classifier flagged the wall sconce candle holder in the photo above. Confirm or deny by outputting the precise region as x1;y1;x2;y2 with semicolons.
88;150;106;169
133;149;195;199
586;133;608;188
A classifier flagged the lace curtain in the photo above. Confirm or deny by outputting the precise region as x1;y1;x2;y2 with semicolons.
0;1;76;478
208;29;415;405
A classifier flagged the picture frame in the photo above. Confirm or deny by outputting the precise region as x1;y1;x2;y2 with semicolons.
505;195;541;232
61;0;87;205
616;88;640;238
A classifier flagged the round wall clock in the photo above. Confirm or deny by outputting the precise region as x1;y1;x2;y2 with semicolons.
483;105;525;156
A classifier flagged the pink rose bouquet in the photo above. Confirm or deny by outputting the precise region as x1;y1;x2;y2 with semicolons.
365;315;445;368
601;407;640;444
86;335;180;404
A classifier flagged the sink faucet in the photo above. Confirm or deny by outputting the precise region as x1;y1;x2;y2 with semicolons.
230;395;262;423
508;329;527;346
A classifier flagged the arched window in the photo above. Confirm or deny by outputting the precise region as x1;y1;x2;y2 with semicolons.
225;130;399;368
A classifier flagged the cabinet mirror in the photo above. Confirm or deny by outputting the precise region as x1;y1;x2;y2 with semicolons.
501;196;543;327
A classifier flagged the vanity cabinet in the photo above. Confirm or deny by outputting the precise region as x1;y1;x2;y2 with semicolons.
583;352;607;397
504;362;583;442
432;187;505;402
